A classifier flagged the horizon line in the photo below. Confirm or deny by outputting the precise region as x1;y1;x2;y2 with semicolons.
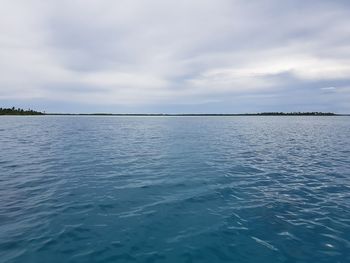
34;112;350;116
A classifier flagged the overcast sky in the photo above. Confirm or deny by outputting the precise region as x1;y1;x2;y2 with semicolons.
1;0;350;113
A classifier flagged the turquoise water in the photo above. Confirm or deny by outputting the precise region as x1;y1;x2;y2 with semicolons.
1;116;350;263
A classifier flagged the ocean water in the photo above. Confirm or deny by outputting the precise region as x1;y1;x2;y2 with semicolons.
0;116;350;263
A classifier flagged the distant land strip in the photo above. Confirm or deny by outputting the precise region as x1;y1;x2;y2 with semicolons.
1;107;349;116
0;107;44;115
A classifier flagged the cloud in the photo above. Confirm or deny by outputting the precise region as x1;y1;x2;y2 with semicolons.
321;87;337;92
1;0;350;112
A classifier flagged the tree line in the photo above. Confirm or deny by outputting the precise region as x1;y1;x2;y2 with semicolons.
0;107;43;115
255;112;335;116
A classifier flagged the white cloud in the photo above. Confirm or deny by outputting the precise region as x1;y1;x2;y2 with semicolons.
321;87;336;91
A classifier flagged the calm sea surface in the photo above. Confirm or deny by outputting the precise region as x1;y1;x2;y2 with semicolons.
1;116;350;263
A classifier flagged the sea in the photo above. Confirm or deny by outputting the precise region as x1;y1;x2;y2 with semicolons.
0;116;349;263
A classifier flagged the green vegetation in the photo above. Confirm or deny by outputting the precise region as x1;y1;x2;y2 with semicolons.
0;107;44;115
252;112;336;116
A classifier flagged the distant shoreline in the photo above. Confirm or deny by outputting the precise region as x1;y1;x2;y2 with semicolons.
44;113;346;116
1;107;349;116
42;113;350;117
2;114;350;117
1;114;349;116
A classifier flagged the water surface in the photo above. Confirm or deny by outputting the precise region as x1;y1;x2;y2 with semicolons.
1;116;349;262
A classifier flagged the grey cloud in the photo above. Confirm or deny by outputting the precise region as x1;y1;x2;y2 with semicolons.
1;0;350;112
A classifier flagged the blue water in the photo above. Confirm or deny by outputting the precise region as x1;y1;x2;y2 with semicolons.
1;116;350;263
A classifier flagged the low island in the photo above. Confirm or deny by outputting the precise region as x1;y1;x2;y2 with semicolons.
0;107;44;115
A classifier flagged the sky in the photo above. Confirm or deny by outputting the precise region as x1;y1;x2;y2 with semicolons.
1;0;350;113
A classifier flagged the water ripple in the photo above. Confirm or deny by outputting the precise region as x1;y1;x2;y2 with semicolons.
1;116;350;262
